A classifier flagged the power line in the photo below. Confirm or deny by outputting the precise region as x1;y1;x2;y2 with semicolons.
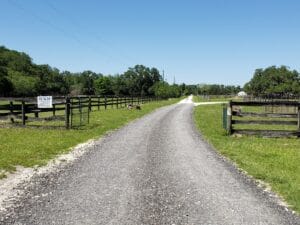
8;0;84;48
42;0;137;65
6;0;119;68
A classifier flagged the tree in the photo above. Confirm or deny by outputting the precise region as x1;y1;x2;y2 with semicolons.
9;70;37;96
77;71;97;95
151;82;181;98
94;76;114;95
122;65;162;96
110;75;127;96
244;66;300;96
0;66;13;96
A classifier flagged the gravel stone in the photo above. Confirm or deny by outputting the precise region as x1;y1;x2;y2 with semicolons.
0;103;299;225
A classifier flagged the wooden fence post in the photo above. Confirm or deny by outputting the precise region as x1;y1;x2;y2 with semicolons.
9;101;14;123
53;104;56;116
104;96;107;110
297;106;300;134
65;97;70;129
34;110;39;118
9;101;13;115
98;97;100;110
89;96;92;112
87;100;90;124
78;97;82;126
116;97;119;109
21;100;26;125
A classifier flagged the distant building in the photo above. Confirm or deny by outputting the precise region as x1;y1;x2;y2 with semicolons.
237;91;247;97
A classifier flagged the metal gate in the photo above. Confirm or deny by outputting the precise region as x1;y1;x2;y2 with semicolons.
70;97;90;128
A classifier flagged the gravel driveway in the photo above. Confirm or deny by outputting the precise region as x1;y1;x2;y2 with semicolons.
1;103;299;225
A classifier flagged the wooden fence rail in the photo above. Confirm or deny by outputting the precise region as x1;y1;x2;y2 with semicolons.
0;95;158;128
224;100;300;138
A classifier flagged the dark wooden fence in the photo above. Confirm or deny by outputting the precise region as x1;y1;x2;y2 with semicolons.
0;95;157;129
198;95;236;100
224;100;300;137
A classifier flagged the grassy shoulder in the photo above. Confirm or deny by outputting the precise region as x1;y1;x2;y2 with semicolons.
0;98;179;179
194;104;300;213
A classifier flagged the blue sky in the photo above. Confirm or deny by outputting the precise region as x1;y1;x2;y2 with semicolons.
1;0;300;86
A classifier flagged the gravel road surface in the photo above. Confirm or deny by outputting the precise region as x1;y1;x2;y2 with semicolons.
1;102;299;225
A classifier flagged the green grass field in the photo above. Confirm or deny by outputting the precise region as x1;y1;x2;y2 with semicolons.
0;98;179;179
193;95;236;102
194;104;300;213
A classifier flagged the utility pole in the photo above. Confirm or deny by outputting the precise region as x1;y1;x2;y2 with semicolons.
162;70;165;82
173;76;176;85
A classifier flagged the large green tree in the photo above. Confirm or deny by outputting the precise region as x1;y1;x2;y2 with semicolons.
0;46;70;96
122;65;162;96
244;66;300;96
94;76;114;95
0;66;13;96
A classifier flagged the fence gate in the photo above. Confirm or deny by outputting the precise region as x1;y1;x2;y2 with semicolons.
70;97;90;128
224;100;300;137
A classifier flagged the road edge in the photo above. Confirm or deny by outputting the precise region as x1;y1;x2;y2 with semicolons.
190;106;300;222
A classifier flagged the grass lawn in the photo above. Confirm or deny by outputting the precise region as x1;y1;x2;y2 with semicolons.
0;101;7;105
194;104;300;213
193;95;236;102
0;98;179;179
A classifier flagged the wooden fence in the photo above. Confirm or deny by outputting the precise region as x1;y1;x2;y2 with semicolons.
224;100;300;137
0;95;157;129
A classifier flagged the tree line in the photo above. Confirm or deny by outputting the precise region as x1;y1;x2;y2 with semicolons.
0;46;242;98
0;46;187;98
2;46;298;98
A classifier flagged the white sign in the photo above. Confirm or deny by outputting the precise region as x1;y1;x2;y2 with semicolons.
37;96;53;108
